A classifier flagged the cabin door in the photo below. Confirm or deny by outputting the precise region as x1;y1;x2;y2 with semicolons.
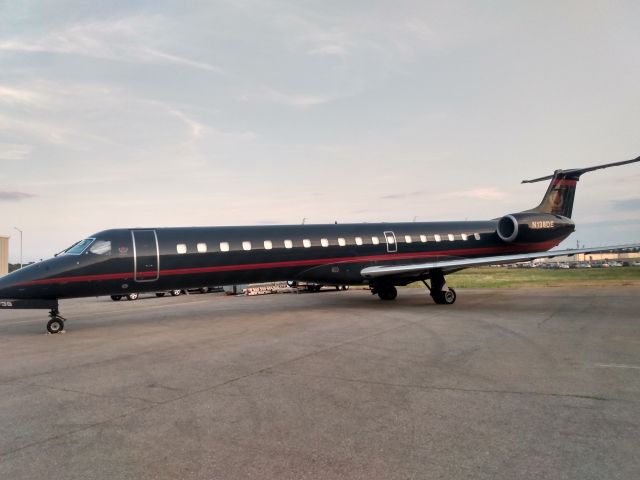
384;231;397;253
132;230;160;282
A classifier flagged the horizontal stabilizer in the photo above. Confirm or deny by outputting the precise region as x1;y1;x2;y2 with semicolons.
522;155;640;184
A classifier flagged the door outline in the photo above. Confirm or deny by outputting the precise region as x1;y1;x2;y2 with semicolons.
384;231;397;253
132;230;160;282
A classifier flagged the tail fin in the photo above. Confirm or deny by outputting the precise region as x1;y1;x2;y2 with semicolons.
521;155;640;218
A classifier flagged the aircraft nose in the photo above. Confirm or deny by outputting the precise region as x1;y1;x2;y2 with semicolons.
0;266;35;299
0;274;14;299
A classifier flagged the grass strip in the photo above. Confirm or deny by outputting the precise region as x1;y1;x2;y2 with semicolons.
407;266;640;289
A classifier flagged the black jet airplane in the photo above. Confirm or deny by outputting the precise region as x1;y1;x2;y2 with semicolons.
1;156;639;333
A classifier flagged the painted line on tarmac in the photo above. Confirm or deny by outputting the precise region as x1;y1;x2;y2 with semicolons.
593;363;640;370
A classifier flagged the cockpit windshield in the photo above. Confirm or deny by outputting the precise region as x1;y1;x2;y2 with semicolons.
62;238;95;255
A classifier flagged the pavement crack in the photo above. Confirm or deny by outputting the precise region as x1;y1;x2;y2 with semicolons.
152;320;419;407
28;382;160;405
0;403;159;460
268;371;637;404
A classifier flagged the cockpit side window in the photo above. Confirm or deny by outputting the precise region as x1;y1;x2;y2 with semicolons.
89;240;112;255
63;238;95;255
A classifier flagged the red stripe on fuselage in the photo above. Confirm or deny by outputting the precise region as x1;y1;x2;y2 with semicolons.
18;241;559;286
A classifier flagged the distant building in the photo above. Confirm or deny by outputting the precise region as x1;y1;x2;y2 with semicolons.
539;250;640;264
0;235;8;276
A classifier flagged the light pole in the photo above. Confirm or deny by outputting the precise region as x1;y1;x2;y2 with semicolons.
13;227;22;269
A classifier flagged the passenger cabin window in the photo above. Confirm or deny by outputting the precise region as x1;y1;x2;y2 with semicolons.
420;235;427;242
474;233;481;240
264;240;273;250
176;244;187;254
405;235;412;243
242;241;251;251
461;233;468;241
434;234;441;242
448;234;455;241
338;238;346;247
197;243;207;253
220;242;230;252
321;238;329;247
89;240;111;255
284;240;293;249
372;236;380;245
303;239;311;248
355;237;363;246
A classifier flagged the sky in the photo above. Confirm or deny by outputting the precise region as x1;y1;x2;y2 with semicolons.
1;0;639;262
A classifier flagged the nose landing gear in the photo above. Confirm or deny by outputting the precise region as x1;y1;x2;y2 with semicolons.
47;308;67;334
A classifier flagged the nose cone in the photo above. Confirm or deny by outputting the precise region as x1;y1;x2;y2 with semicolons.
0;262;50;299
0;271;17;299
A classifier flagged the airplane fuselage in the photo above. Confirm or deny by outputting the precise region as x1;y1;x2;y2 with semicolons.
0;214;574;301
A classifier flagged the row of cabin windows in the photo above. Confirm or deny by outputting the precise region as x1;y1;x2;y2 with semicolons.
174;232;483;254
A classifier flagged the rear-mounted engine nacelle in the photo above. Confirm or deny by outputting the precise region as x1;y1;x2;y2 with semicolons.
496;213;575;244
497;215;519;243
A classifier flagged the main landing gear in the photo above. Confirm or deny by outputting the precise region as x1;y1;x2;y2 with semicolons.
422;269;456;305
47;307;67;334
371;284;398;301
370;269;456;305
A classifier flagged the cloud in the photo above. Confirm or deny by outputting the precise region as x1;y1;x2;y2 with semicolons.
0;86;49;107
0;143;33;161
0;191;36;201
611;198;640;211
308;44;348;57
580;218;640;228
166;108;206;140
0;112;105;147
380;190;425;200
381;187;507;201
136;47;225;74
445;188;507;200
239;87;332;108
0;17;225;74
158;103;256;143
279;6;445;66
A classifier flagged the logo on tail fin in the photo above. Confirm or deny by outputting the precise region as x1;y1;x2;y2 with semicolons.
521;156;639;218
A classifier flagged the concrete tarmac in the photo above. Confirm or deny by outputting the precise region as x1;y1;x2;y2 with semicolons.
0;287;639;479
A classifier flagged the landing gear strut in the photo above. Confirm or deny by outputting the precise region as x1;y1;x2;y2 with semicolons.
47;308;67;334
423;270;456;305
371;284;398;301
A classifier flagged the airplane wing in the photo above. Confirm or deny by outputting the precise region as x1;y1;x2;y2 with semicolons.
360;243;640;279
